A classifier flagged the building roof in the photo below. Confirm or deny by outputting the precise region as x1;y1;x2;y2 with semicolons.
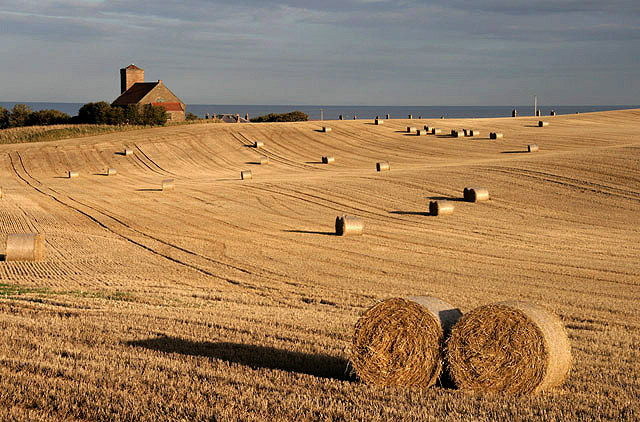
152;102;184;112
124;64;142;70
112;82;159;106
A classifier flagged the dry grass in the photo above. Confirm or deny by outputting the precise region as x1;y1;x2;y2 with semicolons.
0;124;140;145
0;110;639;421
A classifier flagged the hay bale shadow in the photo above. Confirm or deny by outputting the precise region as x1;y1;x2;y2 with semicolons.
136;188;163;192
501;150;528;154
389;210;430;216
126;336;354;381
524;124;539;128
304;161;325;165
114;151;127;156
428;196;465;202
283;229;337;236
245;161;262;165
0;254;5;261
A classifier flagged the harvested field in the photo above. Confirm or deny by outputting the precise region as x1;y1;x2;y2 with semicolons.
0;110;639;421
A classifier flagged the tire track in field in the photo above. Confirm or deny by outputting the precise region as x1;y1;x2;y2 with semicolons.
231;132;317;171
133;144;178;176
8;151;242;287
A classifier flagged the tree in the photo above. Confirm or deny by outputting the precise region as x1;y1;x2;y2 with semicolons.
250;110;309;122
10;104;32;127
0;106;9;129
77;102;112;124
25;109;71;126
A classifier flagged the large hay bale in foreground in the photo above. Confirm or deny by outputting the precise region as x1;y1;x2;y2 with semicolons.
124;148;133;156
528;144;539;152
335;215;363;235
5;233;45;261
68;171;79;179
447;301;572;395
240;170;252;180
538;121;549;127
463;187;489;202
351;297;462;388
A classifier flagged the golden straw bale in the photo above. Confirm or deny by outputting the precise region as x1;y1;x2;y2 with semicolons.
470;129;480;137
106;168;117;176
429;201;454;216
431;128;442;135
490;132;503;139
335;215;362;236
253;141;264;148
351;297;462;387
322;127;332;133
538;121;549;127
463;187;490;202
322;156;335;164
447;301;572;395
424;125;430;132
161;179;175;191
240;170;252;180
5;233;45;261
528;144;539;152
0;186;3;199
463;129;470;137
68;171;79;179
416;129;428;136
407;127;417;133
550;110;557;116
375;119;384;125
124;148;133;156
259;156;269;165
376;161;390;172
451;130;462;138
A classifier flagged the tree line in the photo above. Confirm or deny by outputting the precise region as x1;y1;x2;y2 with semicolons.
0;102;168;129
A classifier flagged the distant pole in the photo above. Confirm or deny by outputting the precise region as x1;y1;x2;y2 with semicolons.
534;95;537;116
320;108;323;121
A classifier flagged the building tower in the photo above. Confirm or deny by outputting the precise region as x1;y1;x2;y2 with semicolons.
120;64;145;94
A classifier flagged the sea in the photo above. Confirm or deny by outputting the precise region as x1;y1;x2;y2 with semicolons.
1;102;637;121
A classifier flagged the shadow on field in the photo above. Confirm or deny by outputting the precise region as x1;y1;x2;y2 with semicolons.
0;254;5;261
389;210;430;216
501;150;528;154
127;336;355;381
283;229;337;236
428;196;466;202
304;161;326;165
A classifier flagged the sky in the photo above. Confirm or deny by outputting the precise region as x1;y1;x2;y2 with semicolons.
0;0;638;105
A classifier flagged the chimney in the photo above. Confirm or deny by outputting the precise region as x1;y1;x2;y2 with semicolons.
120;64;144;94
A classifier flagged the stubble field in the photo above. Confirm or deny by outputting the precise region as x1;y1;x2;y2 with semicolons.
0;110;638;421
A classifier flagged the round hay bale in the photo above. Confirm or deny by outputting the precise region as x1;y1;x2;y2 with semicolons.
5;233;45;261
490;132;503;139
407;126;417;133
451;130;462;138
463;187;489;202
322;127;332;132
68;171;79;179
470;129;480;137
386;114;390;119
538;121;549;127
424;125;430;132
416;129;427;136
550;110;557;116
161;179;175;191
259;156;269;165
536;109;541;116
351;297;462;387
528;144;539;152
447;301;572;395
512;109;518;117
463;129;470;137
339;115;343;120
429;201;454;216
322;156;335;164
0;186;3;199
376;161;390;172
124;148;133;156
375;119;384;125
408;114;413;119
432;128;442;135
335;215;362;236
240;170;252;180
253;141;264;148
106;168;117;176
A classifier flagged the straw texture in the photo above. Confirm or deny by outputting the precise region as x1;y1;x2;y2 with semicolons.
335;215;363;236
351;297;462;388
5;233;45;261
447;301;572;395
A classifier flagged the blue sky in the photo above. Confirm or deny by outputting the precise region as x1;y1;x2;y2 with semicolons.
1;0;638;105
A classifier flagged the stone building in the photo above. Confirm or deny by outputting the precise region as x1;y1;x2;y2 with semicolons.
112;64;185;121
